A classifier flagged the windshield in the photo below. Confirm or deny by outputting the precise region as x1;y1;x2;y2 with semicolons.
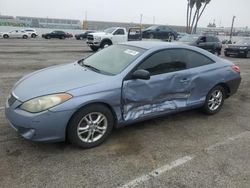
146;26;158;30
235;39;250;45
80;45;145;75
179;35;199;42
104;27;117;34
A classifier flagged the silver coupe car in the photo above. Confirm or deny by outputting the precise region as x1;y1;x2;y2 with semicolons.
5;42;241;148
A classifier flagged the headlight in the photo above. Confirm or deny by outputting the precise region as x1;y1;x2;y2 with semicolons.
20;93;72;113
239;47;247;50
94;36;101;41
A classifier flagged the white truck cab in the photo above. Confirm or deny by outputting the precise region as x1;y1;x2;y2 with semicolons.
87;27;141;51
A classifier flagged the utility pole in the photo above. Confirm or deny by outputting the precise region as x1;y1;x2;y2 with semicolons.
230;16;236;42
83;10;88;30
140;14;143;29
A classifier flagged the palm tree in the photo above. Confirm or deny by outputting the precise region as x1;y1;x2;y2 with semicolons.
186;0;211;34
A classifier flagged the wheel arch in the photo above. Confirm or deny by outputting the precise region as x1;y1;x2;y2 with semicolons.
100;38;113;46
65;102;118;140
214;82;230;98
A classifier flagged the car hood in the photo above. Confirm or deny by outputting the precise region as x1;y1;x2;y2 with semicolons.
91;32;111;36
13;63;111;102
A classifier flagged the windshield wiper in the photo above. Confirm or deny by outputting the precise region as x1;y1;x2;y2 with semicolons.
83;64;101;73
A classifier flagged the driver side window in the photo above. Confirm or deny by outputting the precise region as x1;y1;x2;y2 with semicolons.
114;29;125;35
137;49;187;76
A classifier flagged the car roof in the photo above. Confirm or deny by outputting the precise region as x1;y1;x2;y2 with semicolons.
121;41;191;50
121;41;220;61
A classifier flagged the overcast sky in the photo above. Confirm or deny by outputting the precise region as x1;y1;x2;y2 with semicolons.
0;0;249;28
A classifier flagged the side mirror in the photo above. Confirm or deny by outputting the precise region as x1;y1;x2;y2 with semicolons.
132;69;150;80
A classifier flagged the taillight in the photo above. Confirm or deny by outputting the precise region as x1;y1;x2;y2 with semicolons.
231;64;240;73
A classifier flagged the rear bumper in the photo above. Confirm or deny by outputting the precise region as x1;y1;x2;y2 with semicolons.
226;76;241;97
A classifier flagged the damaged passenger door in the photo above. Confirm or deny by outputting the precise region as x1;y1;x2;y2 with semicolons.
122;49;194;121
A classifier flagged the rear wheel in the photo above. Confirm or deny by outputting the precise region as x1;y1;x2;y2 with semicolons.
23;35;28;39
224;52;229;57
214;50;220;56
61;36;65;39
149;33;154;39
67;104;114;148
245;51;250;58
202;85;225;115
169;34;175;42
31;33;36;38
46;35;51;39
3;34;9;39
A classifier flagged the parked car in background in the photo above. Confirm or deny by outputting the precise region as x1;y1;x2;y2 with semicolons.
178;35;222;55
86;27;142;51
176;32;189;40
75;30;95;40
66;32;73;38
5;42;241;148
142;25;178;41
0;30;29;39
42;31;68;39
23;29;38;38
224;38;250;58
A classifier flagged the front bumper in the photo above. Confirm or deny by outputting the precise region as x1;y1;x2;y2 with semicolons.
87;40;100;47
224;49;248;57
5;99;74;142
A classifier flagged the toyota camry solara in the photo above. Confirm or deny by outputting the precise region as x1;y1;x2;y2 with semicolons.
5;41;241;148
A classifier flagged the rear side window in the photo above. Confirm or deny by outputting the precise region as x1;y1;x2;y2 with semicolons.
137;49;214;76
183;49;214;68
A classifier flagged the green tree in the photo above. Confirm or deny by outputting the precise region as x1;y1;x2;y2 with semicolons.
186;0;211;34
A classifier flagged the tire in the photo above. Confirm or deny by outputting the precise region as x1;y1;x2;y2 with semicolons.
67;104;114;148
61;36;65;40
202;85;225;115
31;34;36;38
214;50;219;56
46;35;51;39
3;34;9;39
100;40;112;49
168;34;175;42
149;33;154;39
90;46;99;52
23;35;28;39
224;52;229;57
245;51;250;58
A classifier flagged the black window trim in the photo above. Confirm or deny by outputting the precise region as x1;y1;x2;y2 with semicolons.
124;47;215;80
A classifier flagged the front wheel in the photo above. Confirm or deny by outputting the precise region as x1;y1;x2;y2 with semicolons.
202;85;225;115
3;34;9;39
67;104;114;148
90;46;99;52
100;41;112;49
31;34;36;38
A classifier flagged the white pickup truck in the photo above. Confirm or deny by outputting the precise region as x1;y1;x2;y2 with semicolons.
86;27;141;51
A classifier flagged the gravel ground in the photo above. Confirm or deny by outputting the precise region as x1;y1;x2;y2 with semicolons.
0;38;250;188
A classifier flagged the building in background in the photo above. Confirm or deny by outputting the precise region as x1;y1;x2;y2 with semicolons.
16;16;81;29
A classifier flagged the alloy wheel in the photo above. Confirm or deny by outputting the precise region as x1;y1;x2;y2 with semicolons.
208;90;223;111
77;112;108;143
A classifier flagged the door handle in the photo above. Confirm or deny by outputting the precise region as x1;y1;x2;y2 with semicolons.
180;78;190;83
